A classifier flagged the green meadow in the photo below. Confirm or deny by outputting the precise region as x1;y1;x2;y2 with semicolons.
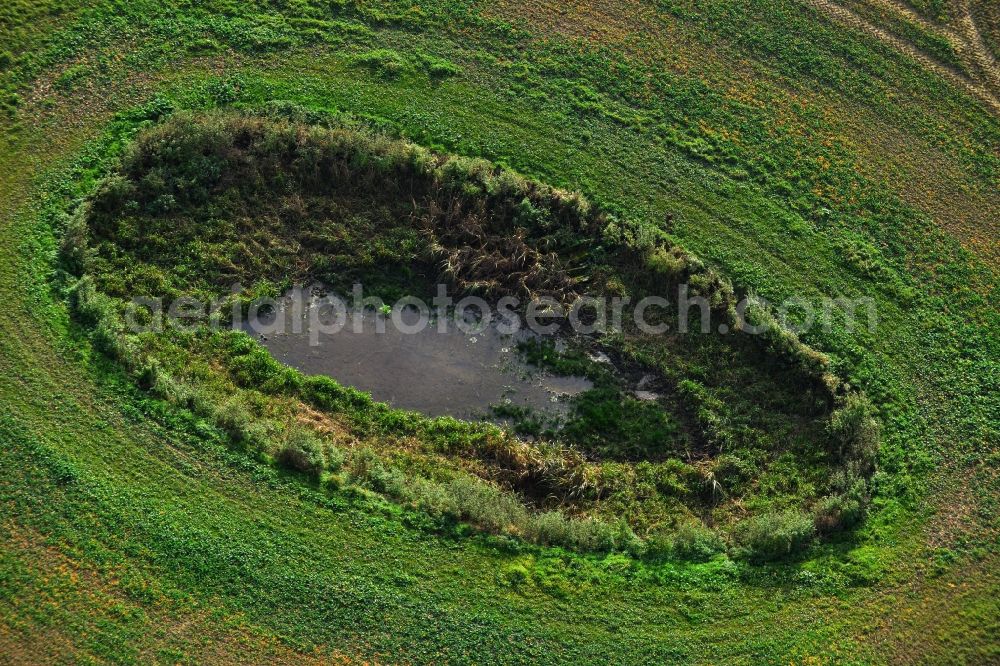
0;1;996;663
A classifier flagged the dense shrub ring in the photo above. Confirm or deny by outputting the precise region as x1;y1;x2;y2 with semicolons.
63;110;880;560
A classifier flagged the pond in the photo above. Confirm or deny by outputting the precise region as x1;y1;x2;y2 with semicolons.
247;285;593;422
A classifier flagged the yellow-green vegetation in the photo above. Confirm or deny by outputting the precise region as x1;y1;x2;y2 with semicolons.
0;0;997;664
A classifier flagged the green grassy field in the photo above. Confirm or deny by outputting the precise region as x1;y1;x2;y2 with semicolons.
0;1;997;664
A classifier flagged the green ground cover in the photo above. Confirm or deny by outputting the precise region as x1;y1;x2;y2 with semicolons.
0;0;996;663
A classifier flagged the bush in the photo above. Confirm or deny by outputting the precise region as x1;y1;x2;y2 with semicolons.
418;53;461;78
227;346;289;392
70;275;111;327
445;475;527;533
828;393;880;470
406;477;461;521
150;374;214;418
60;206;89;274
813;494;864;534
711;454;755;488
733;511;815;561
349;447;407;496
501;563;531;588
215;399;255;445
137;360;161;391
92;316;127;360
304;374;371;412
523;512;618;552
90;174;137;217
323;442;346;473
669;523;726;562
350;49;409;78
277;429;326;480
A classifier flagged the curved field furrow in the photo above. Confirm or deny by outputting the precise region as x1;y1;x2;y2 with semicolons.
806;0;1000;112
866;0;1000;89
956;0;1000;89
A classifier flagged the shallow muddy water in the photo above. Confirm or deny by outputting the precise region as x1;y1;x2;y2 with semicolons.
246;285;592;421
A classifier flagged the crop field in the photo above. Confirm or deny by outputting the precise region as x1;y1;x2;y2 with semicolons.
0;1;997;664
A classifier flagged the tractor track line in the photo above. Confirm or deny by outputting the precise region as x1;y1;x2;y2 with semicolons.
804;0;1000;114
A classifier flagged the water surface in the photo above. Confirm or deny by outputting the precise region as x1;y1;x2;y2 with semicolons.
249;286;592;421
